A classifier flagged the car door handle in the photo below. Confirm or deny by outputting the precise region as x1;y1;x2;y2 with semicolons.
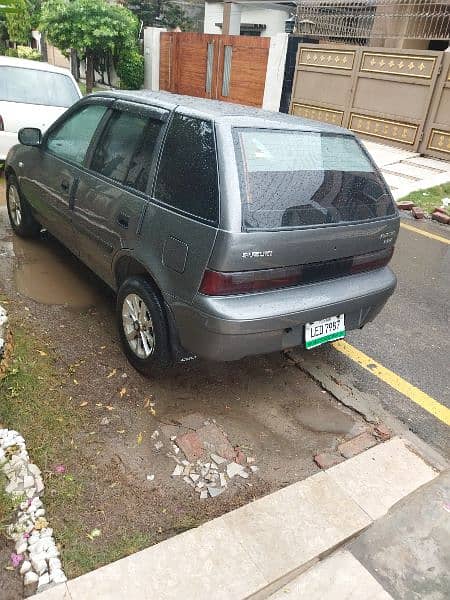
117;213;129;229
60;180;70;192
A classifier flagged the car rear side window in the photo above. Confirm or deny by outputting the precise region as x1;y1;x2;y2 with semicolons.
90;110;163;192
46;104;108;166
235;129;395;230
154;113;219;224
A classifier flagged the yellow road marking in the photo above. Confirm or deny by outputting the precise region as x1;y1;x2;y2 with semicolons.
332;339;450;426
400;222;450;245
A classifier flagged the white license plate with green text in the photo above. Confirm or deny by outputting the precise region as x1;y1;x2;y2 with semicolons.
305;314;345;349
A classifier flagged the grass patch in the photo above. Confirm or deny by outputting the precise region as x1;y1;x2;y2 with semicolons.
398;182;450;214
61;529;153;577
0;473;16;533
0;323;157;578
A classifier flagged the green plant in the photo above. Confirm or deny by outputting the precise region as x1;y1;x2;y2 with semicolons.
4;46;18;57
17;44;41;60
5;0;32;44
117;49;144;89
40;0;139;94
125;0;194;31
398;182;450;214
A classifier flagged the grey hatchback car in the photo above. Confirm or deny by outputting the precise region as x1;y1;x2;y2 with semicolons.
5;91;399;375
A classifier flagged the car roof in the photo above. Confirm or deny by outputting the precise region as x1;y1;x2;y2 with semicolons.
0;56;75;77
91;90;349;135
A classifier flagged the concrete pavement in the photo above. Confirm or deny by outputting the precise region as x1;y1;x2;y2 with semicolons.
33;437;442;600
363;140;450;200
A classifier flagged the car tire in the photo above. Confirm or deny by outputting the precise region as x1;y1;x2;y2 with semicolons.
117;276;173;376
6;174;41;238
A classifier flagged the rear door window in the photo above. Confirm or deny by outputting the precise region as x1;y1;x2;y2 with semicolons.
90;110;159;191
154;113;219;224
235;129;395;230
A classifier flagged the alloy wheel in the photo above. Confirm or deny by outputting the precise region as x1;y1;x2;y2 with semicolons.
121;293;155;359
8;184;22;227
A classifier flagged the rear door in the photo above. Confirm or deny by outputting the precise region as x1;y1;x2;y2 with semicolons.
72;101;169;285
139;110;220;303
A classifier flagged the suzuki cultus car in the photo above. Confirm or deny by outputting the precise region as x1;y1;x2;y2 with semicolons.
4;91;399;375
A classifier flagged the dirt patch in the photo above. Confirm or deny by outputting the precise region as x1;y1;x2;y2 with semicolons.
0;536;22;600
0;177;5;207
0;204;373;585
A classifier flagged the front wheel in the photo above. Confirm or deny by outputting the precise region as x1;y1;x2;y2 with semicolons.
6;174;41;238
117;276;173;376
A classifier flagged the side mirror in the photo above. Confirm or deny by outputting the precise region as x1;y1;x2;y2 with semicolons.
18;127;42;147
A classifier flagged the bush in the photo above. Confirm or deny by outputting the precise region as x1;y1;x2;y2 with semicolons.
3;46;41;61
17;46;41;61
4;47;18;57
117;50;144;90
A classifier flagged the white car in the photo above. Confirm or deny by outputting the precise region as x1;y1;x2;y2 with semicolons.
0;56;82;162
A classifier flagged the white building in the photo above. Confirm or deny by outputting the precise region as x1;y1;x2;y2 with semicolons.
204;1;293;37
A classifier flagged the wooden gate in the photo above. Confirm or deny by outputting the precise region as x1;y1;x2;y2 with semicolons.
289;44;450;158
160;32;270;108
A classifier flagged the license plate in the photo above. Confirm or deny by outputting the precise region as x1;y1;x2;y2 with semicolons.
305;314;345;349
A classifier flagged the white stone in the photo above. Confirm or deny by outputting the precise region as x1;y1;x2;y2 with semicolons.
208;486;225;498
250;466;259;473
27;463;41;477
50;569;67;584
29;540;45;555
35;476;44;494
220;473;227;487
46;547;60;559
40;528;53;538
35;508;46;517
210;453;227;465
31;555;48;574
190;473;200;483
48;557;62;572
20;560;31;575
38;572;50;587
24;571;39;586
146;474;155;482
15;540;27;554
171;465;183;477
227;462;247;479
200;490;208;499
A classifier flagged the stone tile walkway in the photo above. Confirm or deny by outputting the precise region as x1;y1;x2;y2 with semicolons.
33;438;439;600
363;141;450;200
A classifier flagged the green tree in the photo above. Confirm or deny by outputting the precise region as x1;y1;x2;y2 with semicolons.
126;0;193;31
40;0;139;93
5;0;32;44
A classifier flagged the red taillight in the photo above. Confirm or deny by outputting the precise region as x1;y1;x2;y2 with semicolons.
199;265;303;296
200;247;394;296
350;246;394;274
0;115;4;131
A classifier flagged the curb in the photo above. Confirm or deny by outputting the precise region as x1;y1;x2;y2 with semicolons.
33;437;439;600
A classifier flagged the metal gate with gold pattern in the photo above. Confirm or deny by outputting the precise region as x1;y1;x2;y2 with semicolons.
290;44;450;159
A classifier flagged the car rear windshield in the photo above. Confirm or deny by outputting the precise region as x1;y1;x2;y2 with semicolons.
0;66;79;107
234;129;395;230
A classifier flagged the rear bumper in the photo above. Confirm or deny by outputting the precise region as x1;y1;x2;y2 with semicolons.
0;132;18;162
171;267;397;361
